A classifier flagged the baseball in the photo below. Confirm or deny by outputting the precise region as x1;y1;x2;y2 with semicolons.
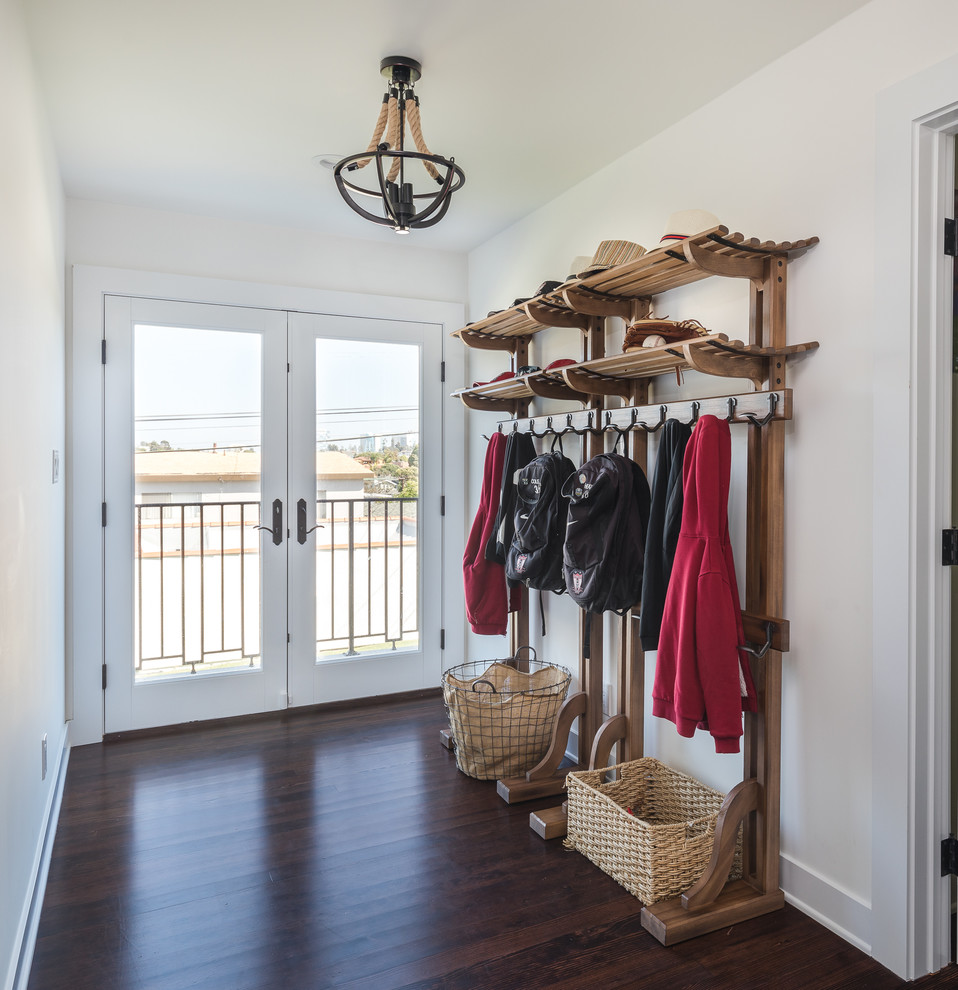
642;334;667;348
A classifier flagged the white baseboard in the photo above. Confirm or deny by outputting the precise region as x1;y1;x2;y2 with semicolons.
780;853;872;955
7;726;70;990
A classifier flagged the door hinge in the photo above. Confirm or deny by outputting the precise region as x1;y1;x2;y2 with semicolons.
942;529;958;565
440;360;446;382
440;628;445;650
941;834;958;876
101;339;107;364
101;664;107;690
440;495;445;516
945;217;957;257
101;502;107;527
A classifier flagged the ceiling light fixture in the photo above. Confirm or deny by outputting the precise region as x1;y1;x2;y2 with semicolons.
330;56;465;234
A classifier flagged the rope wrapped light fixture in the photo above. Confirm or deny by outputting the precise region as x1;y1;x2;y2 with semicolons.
332;56;465;234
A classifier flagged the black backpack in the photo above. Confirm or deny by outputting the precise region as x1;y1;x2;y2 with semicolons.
505;447;577;594
561;452;652;614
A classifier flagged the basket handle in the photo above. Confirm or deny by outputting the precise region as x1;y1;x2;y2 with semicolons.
472;679;497;694
509;644;537;672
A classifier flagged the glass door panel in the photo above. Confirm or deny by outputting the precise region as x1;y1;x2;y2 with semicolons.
313;337;420;659
133;324;263;678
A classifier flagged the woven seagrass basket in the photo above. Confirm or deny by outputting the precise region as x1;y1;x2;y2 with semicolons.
442;649;571;781
564;758;741;905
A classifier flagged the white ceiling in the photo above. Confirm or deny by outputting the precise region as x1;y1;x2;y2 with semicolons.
22;0;870;253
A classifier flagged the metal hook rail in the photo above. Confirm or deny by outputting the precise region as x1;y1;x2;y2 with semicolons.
495;389;790;438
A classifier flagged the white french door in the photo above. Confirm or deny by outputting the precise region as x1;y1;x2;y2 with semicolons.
103;296;443;733
286;312;442;706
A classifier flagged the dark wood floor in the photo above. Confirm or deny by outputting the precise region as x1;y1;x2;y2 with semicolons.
27;694;958;990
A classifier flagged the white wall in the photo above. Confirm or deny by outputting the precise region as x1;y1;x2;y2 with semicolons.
66;198;467;304
462;0;958;974
0;1;66;987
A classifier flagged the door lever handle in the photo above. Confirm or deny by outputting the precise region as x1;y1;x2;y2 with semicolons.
297;498;322;544
255;498;284;545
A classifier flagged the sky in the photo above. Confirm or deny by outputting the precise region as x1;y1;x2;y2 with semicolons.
134;324;420;454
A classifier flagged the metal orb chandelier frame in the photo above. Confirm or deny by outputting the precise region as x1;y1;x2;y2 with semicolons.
333;56;465;234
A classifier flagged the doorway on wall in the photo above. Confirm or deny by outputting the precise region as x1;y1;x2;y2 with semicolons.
102;296;443;733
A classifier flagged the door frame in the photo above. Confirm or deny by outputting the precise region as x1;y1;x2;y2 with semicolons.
874;60;958;979
69;265;465;746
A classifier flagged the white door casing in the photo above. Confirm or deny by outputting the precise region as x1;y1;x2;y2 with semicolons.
70;266;465;744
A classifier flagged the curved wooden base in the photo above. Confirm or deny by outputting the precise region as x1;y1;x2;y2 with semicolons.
496;692;587;804
682;778;761;910
527;691;587;781
589;712;628;770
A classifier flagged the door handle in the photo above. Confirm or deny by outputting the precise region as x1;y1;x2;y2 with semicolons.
255;498;284;545
297;498;322;544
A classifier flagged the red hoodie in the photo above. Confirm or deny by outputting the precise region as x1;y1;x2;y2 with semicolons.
463;433;522;635
652;415;757;753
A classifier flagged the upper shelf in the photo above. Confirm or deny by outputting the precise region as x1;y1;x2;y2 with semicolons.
453;226;819;348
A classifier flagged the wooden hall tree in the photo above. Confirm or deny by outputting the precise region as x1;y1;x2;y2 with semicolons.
450;226;818;944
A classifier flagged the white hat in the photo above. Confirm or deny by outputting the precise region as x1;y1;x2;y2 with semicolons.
655;210;720;250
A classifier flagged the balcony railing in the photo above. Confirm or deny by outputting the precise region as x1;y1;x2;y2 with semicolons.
134;497;419;678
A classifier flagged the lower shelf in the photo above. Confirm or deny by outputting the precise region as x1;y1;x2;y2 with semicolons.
640;880;785;945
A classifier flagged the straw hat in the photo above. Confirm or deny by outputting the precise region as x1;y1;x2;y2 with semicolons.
655;210;720;250
570;240;646;278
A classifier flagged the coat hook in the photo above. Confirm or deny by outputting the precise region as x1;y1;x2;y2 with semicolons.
643;405;668;434
726;396;738;421
744;392;779;428
741;621;773;659
687;400;700;425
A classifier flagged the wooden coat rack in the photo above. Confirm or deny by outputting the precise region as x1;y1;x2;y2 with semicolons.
449;226;818;944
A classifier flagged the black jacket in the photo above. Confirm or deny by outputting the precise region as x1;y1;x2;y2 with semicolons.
639;419;693;651
485;430;536;579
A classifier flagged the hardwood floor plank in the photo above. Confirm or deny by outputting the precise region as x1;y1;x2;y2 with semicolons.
26;696;958;989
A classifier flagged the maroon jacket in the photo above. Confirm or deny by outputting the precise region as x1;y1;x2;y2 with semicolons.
463;433;521;635
652;415;757;753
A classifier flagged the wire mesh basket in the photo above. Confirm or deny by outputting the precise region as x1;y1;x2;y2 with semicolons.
441;647;572;780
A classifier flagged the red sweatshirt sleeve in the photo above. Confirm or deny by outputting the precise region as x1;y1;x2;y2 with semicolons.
463;434;521;635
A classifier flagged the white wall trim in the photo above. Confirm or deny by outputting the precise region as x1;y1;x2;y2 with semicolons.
6;727;69;990
70;265;465;745
780;854;872;956
874;54;958;980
